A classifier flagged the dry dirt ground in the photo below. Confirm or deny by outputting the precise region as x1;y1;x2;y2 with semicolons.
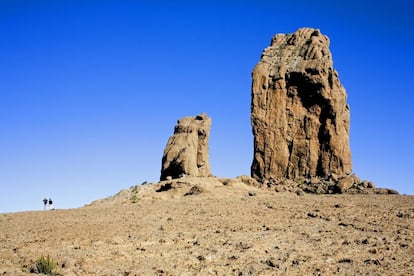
1;177;413;275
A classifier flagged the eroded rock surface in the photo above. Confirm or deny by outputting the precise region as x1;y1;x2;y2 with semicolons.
160;113;211;180
251;28;352;181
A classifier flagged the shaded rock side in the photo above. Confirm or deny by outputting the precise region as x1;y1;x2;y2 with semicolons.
160;113;211;180
251;28;352;181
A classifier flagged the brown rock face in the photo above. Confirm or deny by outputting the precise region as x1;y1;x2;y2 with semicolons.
251;28;352;181
160;113;211;180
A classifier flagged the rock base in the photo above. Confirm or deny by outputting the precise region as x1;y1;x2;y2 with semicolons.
257;174;398;195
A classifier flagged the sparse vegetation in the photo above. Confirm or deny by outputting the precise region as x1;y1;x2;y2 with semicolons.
129;182;150;203
32;255;58;275
129;181;148;202
131;185;139;193
130;194;139;203
295;176;305;185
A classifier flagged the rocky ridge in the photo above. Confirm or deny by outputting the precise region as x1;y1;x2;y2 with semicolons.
89;176;397;210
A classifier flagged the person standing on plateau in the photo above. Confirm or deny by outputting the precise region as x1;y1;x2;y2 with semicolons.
48;198;53;210
43;198;48;210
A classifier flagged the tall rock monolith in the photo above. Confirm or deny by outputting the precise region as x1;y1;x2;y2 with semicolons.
161;113;211;180
251;28;352;181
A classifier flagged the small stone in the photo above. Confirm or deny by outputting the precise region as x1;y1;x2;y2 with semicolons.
265;259;277;268
184;185;203;196
296;190;305;196
275;186;283;192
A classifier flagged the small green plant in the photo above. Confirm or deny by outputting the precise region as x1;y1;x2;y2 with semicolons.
34;255;58;275
131;185;139;193
130;194;139;203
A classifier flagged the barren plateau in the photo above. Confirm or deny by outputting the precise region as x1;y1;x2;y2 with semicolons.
1;177;413;275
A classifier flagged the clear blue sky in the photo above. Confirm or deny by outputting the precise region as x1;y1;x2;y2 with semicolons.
1;0;413;213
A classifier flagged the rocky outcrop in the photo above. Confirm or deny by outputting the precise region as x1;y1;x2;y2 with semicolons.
258;175;396;195
160;113;211;180
251;28;352;181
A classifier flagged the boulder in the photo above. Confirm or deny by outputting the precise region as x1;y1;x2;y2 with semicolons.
236;175;261;187
336;174;360;193
160;113;211;180
251;28;352;181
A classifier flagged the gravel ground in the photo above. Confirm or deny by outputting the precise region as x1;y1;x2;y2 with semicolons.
1;177;413;275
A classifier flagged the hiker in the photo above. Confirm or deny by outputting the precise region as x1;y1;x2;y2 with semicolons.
48;198;53;210
43;198;48;210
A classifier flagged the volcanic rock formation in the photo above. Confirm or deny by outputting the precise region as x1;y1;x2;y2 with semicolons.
251;28;352;181
160;113;211;180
